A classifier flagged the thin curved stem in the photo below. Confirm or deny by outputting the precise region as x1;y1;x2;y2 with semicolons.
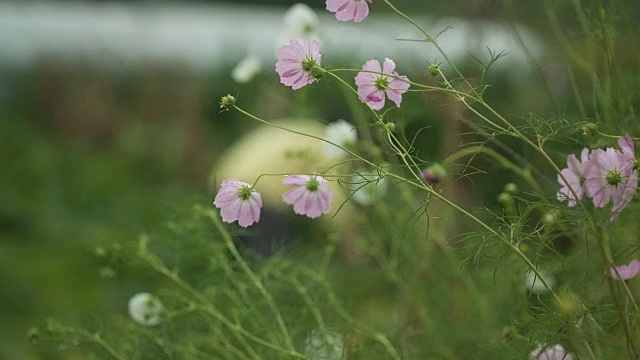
206;208;295;351
139;237;305;359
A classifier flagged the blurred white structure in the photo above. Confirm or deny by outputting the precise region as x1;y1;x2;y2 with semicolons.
0;2;545;78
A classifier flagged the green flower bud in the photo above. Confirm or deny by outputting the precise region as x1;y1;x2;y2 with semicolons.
94;247;107;258
100;267;116;279
219;94;236;111
557;291;580;317
428;63;440;77
504;183;518;194
581;123;597;136
421;163;447;185
497;192;511;203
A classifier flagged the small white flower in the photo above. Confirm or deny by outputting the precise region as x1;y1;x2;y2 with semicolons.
530;343;573;360
525;270;555;294
304;329;345;360
231;55;262;84
324;119;358;159
279;3;320;45
128;292;163;327
350;171;387;206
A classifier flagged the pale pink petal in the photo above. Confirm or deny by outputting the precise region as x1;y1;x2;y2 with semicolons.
365;94;385;110
326;0;350;12
386;89;404;107
327;0;372;22
565;153;581;175
579;148;590;163
385;73;409;107
618;135;635;157
352;1;370;22
358;84;385;110
293;191;311;215
362;59;381;73
389;75;410;91
220;198;242;224
284;175;312;187
610;260;640;280
291;73;312;90
354;72;376;86
382;58;396;74
318;182;334;203
283;186;308;205
276;61;302;75
250;192;262;208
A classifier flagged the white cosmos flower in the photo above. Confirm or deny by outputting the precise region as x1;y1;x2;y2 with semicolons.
231;55;262;84
304;329;345;360
279;3;320;45
324;119;357;159
525;270;555;294
530;343;573;360
128;292;163;327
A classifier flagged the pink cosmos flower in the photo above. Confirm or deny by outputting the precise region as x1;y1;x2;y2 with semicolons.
282;175;333;218
529;344;573;360
609;259;640;280
326;0;373;23
213;179;262;228
556;148;590;207
618;135;635;158
584;146;637;221
355;58;410;110
275;39;322;90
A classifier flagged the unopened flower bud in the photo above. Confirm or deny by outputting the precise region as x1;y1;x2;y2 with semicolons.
428;63;440;77
128;292;163;327
581;123;597;136
543;210;557;225
94;247;107;258
385;122;396;132
100;267;116;279
556;291;580;316
497;192;511;204
219;94;236;111
504;183;518;194
421;163;447;185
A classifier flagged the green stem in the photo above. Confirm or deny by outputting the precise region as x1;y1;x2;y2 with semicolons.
140;239;305;359
596;222;638;358
232;106;560;298
206;207;295;351
443;145;544;194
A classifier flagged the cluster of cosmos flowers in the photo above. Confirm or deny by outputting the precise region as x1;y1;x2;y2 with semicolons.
557;137;640;283
215;1;407;228
152;2;640;358
275;38;410;110
557;136;638;221
214;176;333;228
274;1;410;110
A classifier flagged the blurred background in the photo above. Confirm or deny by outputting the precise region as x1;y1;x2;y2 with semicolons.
1;0;639;358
